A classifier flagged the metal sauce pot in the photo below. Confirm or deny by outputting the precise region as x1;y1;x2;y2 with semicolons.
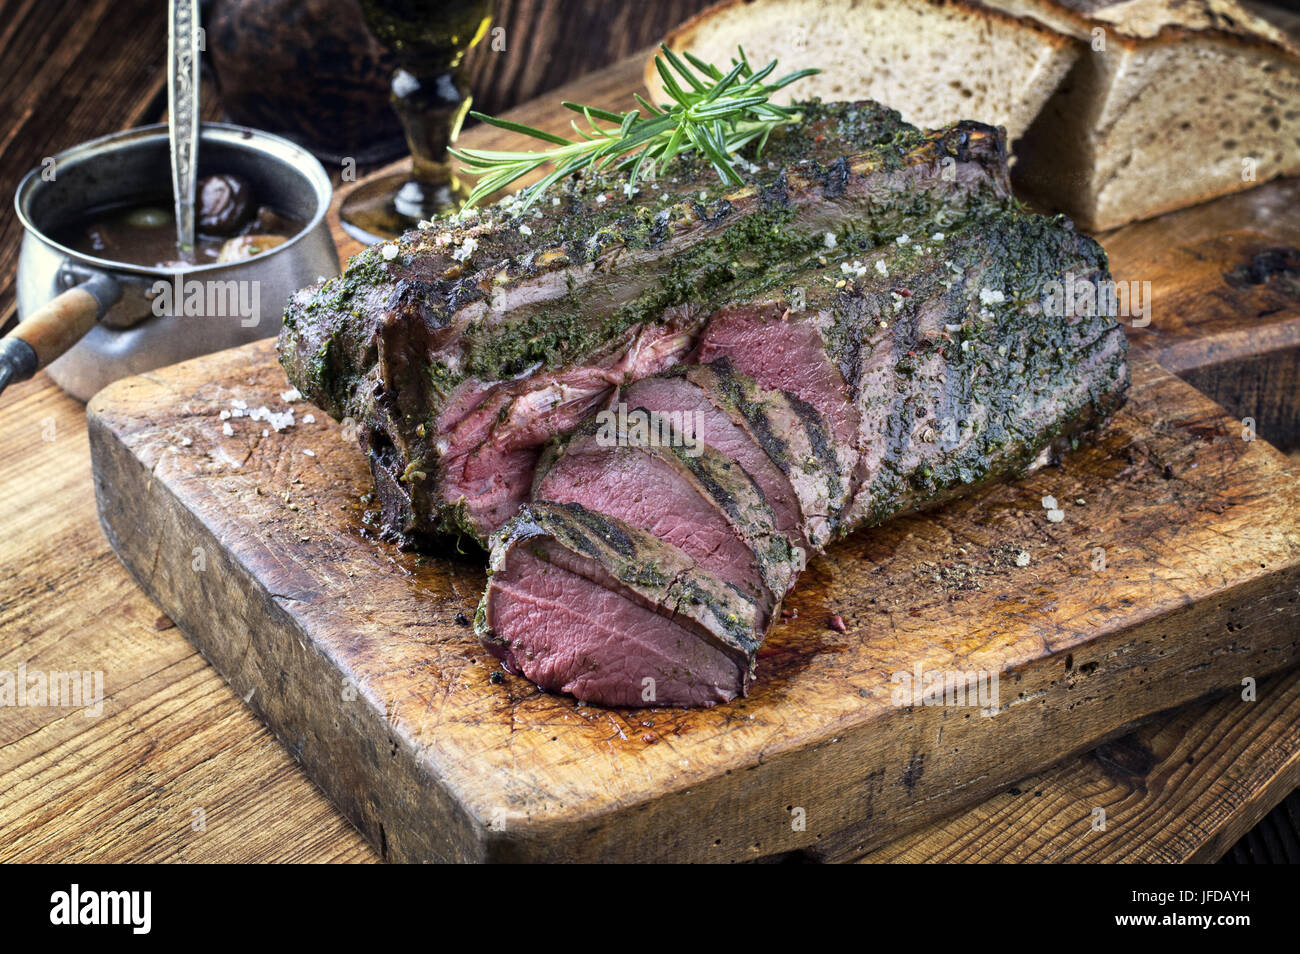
8;122;339;401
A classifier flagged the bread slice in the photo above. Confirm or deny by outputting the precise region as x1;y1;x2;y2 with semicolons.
998;0;1300;230
648;0;1079;143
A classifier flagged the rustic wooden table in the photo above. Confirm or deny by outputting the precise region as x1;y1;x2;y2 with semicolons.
2;0;1298;863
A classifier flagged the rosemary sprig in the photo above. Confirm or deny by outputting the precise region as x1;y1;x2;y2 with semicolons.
449;45;818;216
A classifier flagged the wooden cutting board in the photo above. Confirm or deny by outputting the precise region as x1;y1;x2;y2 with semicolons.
87;340;1300;862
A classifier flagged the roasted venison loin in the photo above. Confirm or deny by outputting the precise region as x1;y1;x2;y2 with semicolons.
279;100;1130;707
279;101;1011;544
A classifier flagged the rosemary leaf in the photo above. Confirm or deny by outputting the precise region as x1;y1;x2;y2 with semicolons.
447;45;819;217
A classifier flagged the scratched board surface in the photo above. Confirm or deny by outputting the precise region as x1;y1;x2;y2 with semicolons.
87;339;1300;861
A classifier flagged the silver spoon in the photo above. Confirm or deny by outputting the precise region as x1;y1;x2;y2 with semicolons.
168;0;200;260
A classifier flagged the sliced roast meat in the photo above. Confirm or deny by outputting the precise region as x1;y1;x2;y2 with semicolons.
272;89;1133;709
420;312;696;537
692;302;858;534
484;210;1129;706
618;368;802;544
279;102;1012;543
622;360;842;550
477;502;764;706
533;419;801;625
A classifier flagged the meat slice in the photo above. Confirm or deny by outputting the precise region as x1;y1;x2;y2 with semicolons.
693;304;858;535
533;419;802;625
477;502;764;706
420;312;695;537
622;360;842;550
618;367;802;544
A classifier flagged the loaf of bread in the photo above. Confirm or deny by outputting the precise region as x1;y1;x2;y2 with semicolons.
653;0;1300;231
649;0;1081;142
997;0;1300;230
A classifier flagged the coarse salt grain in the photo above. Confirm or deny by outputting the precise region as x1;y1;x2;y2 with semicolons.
381;244;399;261
250;406;294;432
221;422;234;436
1041;495;1058;509
451;237;477;262
303;449;316;457
1015;551;1031;567
1046;509;1065;523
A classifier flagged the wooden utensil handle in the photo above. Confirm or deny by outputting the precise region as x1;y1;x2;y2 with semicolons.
0;273;120;396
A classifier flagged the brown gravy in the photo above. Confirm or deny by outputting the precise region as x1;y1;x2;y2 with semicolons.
53;175;303;268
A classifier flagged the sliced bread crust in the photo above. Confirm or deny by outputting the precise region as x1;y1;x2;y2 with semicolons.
1003;0;1300;229
648;0;1079;143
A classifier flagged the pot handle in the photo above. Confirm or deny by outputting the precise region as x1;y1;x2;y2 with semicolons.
0;272;121;399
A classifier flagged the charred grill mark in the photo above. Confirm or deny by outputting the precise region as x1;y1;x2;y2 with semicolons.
706;197;734;224
384;278;449;329
759;169;791;207
667;444;742;525
554;501;635;559
665;443;797;590
938;121;1006;167
785;392;845;512
698;356;838;543
712;372;787;472
641;427;795;599
882;305;926;495
729;388;794;471
675;578;763;656
823;157;850;199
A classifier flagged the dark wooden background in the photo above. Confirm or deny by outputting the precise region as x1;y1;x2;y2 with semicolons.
462;0;717;114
